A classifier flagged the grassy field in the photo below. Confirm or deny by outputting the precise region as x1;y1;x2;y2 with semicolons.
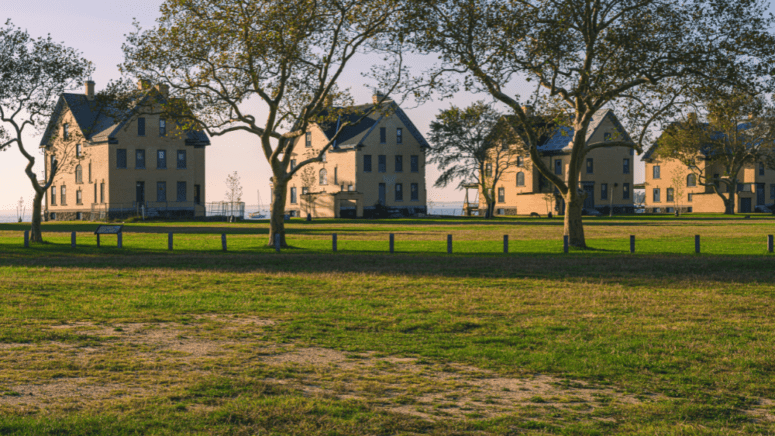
0;215;774;435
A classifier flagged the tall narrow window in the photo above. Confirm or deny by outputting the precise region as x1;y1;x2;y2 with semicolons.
194;185;201;204
157;182;167;202
321;151;326;163
63;123;69;140
100;182;105;203
157;150;167;169
395;155;403;172
159;119;167;137
395;183;403;201
75;165;83;184
410;183;419;201
759;162;765;176
135;149;146;169
517;156;524;167
137;117;146;136
61;186;67;205
410;155;419;172
653;165;661;179
290;159;296;171
117;149;127;169
586;158;593;174
653;188;661;203
363;155;372;172
516;172;525;187
50;155;57;173
498;187;505;203
666;188;674;202
319;168;328;185
554;159;562;175
485;163;492;177
378;155;386;173
396;128;403;144
290;187;297;204
305;132;312;147
93;184;97;203
76;143;82;158
601;183;608;200
380;127;387;144
76;190;83;205
334;167;338;185
177;150;187;169
88;162;92;182
51;186;57;205
623;158;630;174
177;181;187;202
688;193;693;202
687;174;696;187
623;183;630;200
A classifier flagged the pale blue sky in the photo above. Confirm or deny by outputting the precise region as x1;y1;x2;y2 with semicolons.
1;0;648;211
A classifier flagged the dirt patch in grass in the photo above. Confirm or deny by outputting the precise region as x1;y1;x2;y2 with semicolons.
2;316;655;422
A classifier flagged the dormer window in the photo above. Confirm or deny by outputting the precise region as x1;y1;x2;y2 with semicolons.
305;132;312;147
396;128;403;144
63;123;69;140
76;143;82;158
159;119;167;137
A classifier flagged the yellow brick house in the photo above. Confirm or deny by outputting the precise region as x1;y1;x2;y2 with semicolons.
40;80;210;220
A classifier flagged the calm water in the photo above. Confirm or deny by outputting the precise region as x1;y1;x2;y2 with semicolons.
0;202;465;223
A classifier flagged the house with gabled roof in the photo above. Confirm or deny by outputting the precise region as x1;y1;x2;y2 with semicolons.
276;94;429;218
471;109;635;216
40;80;210;221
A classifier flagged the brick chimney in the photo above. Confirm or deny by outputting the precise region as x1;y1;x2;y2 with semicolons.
137;79;151;90
372;92;393;105
85;80;95;100
521;105;533;116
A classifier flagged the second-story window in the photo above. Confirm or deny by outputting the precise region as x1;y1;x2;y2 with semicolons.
76;143;82;158
157;150;167;169
623;158;630;174
378;155;386;173
117;149;127;169
395;155;403;172
516;172;525;186
319;168;328;185
135;149;146;169
517;156;524;167
554;159;562;175
396;128;403;144
290;159;296;171
137;117;146;136
653;165;661;179
485;163;492;177
321;151;326;163
88;162;92;182
498;187;505;203
63;123;69;140
411;155;419;172
159;119;167;137
177;150;187;169
586;158;593;174
305;132;312;147
760;162;765;176
75;165;83;184
380;127;387;144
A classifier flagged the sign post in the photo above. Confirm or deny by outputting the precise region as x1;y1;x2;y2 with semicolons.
94;225;124;248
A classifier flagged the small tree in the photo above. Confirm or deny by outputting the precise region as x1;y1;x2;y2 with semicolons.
225;171;243;204
427;101;518;218
669;166;688;216
0;20;92;242
299;166;317;217
656;91;775;214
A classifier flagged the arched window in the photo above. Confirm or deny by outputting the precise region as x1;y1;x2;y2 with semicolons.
516;172;525;187
687;174;696;187
75;165;83;184
319;168;328;185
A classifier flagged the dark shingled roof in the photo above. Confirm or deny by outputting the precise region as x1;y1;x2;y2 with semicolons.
642;122;755;162
317;102;429;149
40;91;210;147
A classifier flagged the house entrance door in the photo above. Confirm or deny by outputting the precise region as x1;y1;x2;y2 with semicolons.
378;183;386;205
136;182;145;204
581;183;595;209
757;183;765;206
740;197;752;213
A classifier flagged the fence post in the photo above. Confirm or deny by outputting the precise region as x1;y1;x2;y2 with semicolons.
503;235;509;254
630;235;635;254
275;234;281;253
96;233;101;248
168;232;174;251
222;233;227;252
71;232;76;248
695;235;700;254
117;232;123;249
447;234;452;254
768;235;773;253
332;233;337;252
23;230;29;248
389;233;395;254
563;235;569;253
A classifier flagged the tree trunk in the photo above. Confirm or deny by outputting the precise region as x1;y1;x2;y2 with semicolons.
724;190;735;215
485;201;495;219
268;180;289;247
30;190;44;243
564;188;586;248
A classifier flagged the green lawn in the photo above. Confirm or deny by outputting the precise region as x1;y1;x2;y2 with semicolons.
0;216;774;435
